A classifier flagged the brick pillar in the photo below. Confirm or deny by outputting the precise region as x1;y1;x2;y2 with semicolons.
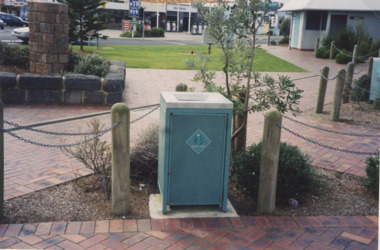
28;2;69;75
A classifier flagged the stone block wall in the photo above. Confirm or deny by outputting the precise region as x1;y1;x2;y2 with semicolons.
28;1;69;74
0;61;125;105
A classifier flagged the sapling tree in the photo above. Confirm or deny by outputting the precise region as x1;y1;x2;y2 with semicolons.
188;0;303;154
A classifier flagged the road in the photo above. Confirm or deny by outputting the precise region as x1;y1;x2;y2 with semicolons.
0;26;282;46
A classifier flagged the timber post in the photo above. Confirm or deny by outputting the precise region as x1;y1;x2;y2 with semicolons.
315;66;329;113
331;69;346;121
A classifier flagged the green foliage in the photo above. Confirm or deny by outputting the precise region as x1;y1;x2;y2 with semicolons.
61;118;112;200
351;74;371;101
363;155;379;198
278;37;289;45
151;27;165;37
373;97;380;110
120;32;132;38
315;47;330;59
73;53;110;77
270;40;277;45
279;17;290;37
231;142;321;205
0;41;29;69
57;0;112;50
130;124;159;185
335;49;352;64
175;83;188;92
371;39;380;53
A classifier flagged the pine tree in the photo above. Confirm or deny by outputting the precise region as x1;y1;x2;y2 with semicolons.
58;0;112;51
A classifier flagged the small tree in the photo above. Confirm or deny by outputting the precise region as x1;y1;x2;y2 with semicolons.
61;118;112;200
58;0;112;51
279;16;290;38
190;0;302;154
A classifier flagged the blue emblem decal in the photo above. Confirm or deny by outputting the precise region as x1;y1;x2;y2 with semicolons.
186;129;211;155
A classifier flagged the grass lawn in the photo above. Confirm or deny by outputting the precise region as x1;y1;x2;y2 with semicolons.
76;45;307;72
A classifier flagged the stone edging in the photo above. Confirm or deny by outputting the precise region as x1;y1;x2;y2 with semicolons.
0;60;125;105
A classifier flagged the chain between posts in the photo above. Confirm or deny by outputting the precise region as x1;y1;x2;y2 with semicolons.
275;122;378;155
283;116;380;138
1;104;160;148
332;44;379;58
319;69;371;93
1;121;120;148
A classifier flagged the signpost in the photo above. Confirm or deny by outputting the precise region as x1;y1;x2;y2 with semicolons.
129;0;140;38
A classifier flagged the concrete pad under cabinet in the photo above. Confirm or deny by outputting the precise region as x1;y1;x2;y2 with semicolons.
149;194;239;219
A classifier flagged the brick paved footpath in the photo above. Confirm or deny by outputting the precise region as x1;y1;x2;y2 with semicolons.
0;216;377;249
1;45;378;249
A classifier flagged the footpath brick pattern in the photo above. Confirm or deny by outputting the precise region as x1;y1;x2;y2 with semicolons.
0;216;377;249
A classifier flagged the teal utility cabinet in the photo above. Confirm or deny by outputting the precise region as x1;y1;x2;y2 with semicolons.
158;92;233;214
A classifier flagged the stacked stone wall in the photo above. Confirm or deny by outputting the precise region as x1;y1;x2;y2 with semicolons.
28;2;69;74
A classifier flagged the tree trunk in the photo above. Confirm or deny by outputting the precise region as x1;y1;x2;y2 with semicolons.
234;112;247;154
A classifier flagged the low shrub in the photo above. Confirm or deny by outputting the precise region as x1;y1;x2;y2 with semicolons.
351;74;371;101
315;47;330;59
130;124;159;185
231;141;322;205
151;27;165;37
270;40;277;45
61;118;112;200
335;49;352;64
73;53;110;77
363;155;379;198
278;37;289;44
373;97;380;110
120;32;132;38
0;41;30;69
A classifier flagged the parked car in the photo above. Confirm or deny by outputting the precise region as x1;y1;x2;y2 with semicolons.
1;14;28;27
12;27;29;43
0;20;4;30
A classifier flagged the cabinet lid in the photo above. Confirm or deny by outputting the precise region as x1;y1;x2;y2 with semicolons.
160;91;233;109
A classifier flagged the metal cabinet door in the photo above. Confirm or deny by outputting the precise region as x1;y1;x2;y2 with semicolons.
168;113;227;205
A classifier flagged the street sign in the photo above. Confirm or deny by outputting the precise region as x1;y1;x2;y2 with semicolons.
129;0;140;18
129;20;140;25
122;20;131;32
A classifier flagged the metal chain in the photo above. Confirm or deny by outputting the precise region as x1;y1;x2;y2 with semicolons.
130;105;159;124
353;60;369;75
283;116;380;138
276;122;378;155
1;121;120;148
332;44;379;58
291;75;320;81
319;69;339;81
3;120;103;136
337;74;371;93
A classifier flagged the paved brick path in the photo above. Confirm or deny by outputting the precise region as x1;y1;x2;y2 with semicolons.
1;43;378;249
0;216;377;249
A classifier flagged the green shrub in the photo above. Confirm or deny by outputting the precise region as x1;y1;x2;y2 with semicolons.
371;38;380;53
120;32;132;38
373;97;380;110
73;53;110;77
0;41;30;69
278;37;289;44
351;74;371;101
231;141;321;205
315;47;330;59
335;49;352;64
130;124;159;185
270;40;277;45
363;155;379;198
151;27;164;37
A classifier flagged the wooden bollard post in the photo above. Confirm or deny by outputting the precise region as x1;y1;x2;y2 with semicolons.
330;41;335;60
111;103;130;215
257;110;282;214
314;38;320;56
267;33;271;46
315;66;329;113
378;49;380;58
0;99;3;219
352;45;358;64
331;69;346;121
367;57;373;76
342;62;355;103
